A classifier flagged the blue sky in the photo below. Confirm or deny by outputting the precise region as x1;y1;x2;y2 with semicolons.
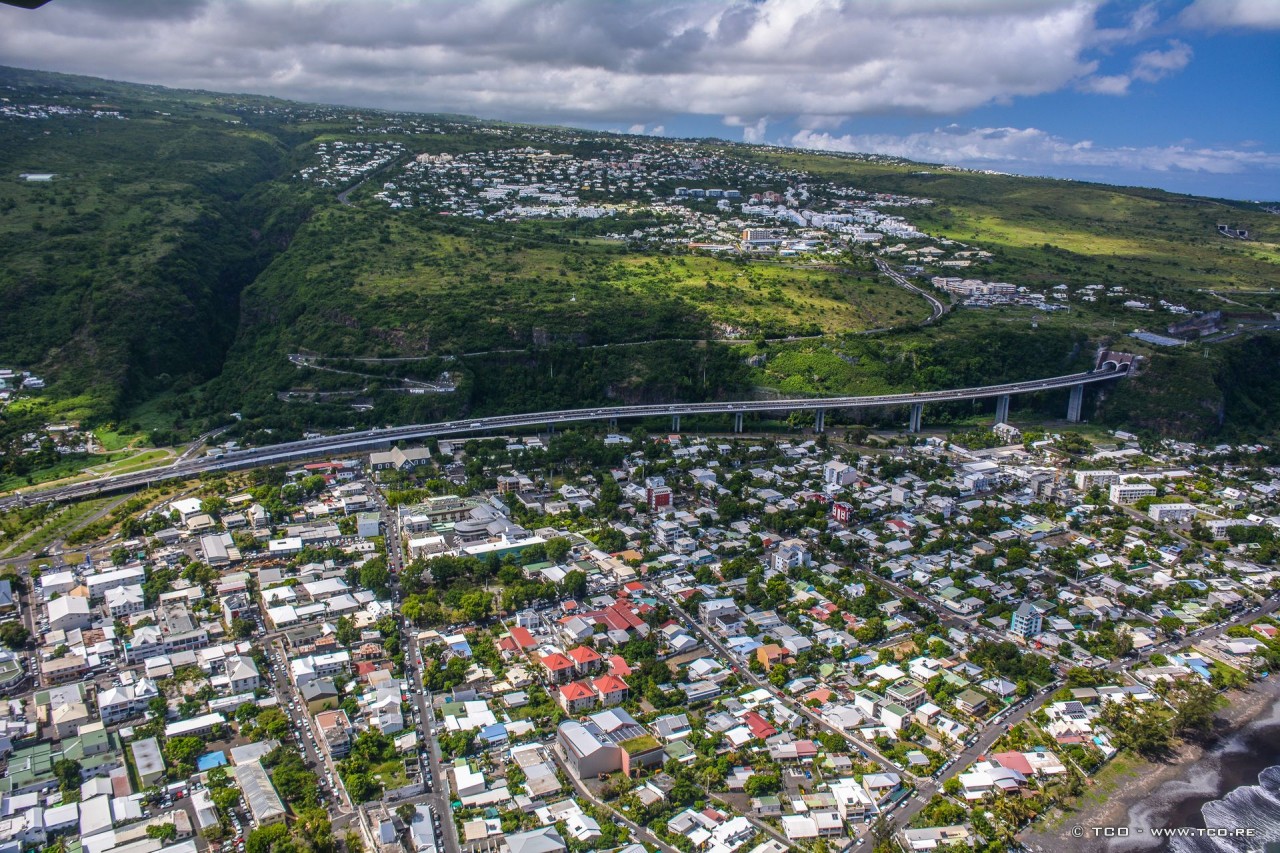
1;0;1277;199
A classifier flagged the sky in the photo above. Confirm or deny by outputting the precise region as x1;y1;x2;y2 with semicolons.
1;0;1277;199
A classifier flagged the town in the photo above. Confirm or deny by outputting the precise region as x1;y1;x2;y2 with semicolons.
2;416;1278;853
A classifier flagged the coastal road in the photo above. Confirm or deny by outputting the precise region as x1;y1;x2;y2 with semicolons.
891;684;1061;829
1152;596;1279;659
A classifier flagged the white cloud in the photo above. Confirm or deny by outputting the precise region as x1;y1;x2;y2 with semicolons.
1077;74;1132;95
0;0;1114;124
726;115;770;144
789;125;1280;176
1131;40;1192;83
1179;0;1280;30
1076;37;1191;96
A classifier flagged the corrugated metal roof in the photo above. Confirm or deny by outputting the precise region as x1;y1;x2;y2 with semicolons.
233;761;286;823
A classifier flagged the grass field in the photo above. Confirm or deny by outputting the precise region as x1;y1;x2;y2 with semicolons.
370;760;410;792
94;450;173;476
92;428;139;452
743;146;1280;302
0;455;106;494
604;254;927;333
348;219;927;343
1;497;112;558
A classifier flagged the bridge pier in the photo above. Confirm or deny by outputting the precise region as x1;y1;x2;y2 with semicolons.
1067;384;1084;423
608;417;617;431
908;403;923;434
672;415;680;433
814;410;825;433
995;394;1010;425
733;412;743;433
547;422;554;436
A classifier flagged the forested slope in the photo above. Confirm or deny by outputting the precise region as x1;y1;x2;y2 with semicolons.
3;65;1279;447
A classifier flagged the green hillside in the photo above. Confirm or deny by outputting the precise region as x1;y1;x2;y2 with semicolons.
0;68;307;419
742;147;1280;307
2;65;1279;457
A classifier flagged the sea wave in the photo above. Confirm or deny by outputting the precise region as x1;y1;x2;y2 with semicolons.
1108;695;1280;852
1168;765;1280;853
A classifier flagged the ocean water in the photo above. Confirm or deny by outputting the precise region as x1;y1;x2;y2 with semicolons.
1110;694;1280;853
1168;766;1280;853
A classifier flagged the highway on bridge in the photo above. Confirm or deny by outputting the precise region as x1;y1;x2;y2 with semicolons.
0;365;1126;511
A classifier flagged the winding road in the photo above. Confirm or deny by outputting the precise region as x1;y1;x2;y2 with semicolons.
875;258;948;324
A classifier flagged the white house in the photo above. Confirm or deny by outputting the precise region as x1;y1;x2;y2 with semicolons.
47;596;92;632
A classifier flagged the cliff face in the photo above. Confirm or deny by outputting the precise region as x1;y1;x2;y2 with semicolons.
1096;336;1280;440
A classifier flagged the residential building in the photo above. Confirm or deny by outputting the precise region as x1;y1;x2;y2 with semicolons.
505;827;566;853
646;485;673;510
1010;602;1043;638
314;709;352;759
41;651;89;685
540;652;576;685
771;539;810;573
756;644;787;672
824;461;858;486
104;585;145;618
47;597;91;633
557;682;597;715
955;689;989;716
226;656;260;693
234;761;287;826
1109;482;1158;505
1149;503;1197;523
557;719;621;778
592;675;629;706
885;679;928;711
1074;470;1120;491
130;737;165;788
96;678;159;725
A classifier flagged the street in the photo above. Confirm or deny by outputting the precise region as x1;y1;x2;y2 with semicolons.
377;484;462;853
653;588;903;771
549;748;683;853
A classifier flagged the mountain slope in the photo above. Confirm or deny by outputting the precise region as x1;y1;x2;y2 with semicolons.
2;66;1279;444
0;66;298;418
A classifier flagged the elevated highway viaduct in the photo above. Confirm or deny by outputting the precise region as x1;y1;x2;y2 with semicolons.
0;362;1129;510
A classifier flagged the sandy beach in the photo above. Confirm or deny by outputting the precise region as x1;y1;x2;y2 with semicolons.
1020;678;1280;853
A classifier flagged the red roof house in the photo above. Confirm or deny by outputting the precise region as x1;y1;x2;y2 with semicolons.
567;645;603;674
743;711;777;740
510;626;537;650
540;652;576;684
591;675;630;706
607;655;633;677
557;681;597;714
